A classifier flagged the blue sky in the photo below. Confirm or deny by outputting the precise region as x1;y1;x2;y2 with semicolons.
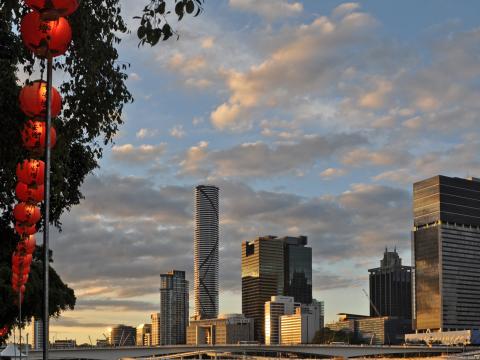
42;0;480;343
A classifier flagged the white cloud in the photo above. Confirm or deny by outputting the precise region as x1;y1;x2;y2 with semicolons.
136;128;159;139
229;0;303;21
169;125;186;139
129;72;141;81
320;167;347;180
201;37;215;49
210;10;377;130
111;143;166;164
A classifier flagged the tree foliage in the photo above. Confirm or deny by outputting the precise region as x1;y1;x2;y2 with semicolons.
0;0;203;342
135;0;204;46
0;0;132;340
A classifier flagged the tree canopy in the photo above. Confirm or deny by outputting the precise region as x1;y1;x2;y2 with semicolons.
0;0;203;341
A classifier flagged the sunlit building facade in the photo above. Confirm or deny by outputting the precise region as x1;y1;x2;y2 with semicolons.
413;176;480;331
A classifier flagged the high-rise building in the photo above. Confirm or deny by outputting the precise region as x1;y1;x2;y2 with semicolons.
160;270;189;345
283;236;312;304
151;313;161;346
28;318;43;350
108;325;136;346
368;248;412;318
136;324;151;346
194;185;219;320
265;296;298;345
242;236;284;343
242;235;312;343
413;175;480;332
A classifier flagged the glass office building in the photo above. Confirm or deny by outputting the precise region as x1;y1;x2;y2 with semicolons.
369;248;412;319
283;236;312;304
413;176;480;331
241;235;312;343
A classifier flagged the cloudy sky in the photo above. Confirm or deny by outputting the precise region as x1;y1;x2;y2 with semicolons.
45;0;480;343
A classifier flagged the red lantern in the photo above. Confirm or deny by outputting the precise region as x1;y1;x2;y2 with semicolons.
15;222;37;236
12;284;26;294
21;11;72;58
0;326;9;337
25;0;79;19
16;159;45;185
19;80;61;119
13;203;41;226
12;273;29;285
12;253;33;268
16;182;44;203
22;120;57;151
17;235;37;255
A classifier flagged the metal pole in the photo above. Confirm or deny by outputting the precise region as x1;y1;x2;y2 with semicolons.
19;291;22;360
43;55;53;360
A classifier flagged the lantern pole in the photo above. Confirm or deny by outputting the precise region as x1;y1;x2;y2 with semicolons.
42;55;53;360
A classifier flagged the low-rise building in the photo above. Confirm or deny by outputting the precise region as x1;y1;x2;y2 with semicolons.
405;330;480;346
187;314;254;345
326;313;411;345
108;325;136;346
280;301;323;344
136;323;152;346
265;296;298;345
51;339;76;349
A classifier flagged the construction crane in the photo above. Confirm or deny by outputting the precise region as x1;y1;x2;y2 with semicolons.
361;288;390;345
362;288;381;317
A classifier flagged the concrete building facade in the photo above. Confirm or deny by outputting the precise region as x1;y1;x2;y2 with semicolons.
265;296;298;345
186;314;254;345
108;325;136;346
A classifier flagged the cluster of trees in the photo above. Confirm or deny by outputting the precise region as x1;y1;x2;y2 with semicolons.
312;328;369;345
0;0;202;341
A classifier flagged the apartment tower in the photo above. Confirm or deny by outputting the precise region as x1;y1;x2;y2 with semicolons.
194;185;219;319
413;175;480;331
159;270;189;344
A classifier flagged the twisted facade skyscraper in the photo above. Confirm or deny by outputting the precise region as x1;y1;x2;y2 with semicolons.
194;185;219;319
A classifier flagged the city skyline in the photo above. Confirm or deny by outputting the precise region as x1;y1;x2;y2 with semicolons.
38;0;480;343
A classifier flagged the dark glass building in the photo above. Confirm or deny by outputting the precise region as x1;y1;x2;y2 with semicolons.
413;176;480;331
282;236;312;304
159;270;189;345
241;235;312;343
368;248;412;319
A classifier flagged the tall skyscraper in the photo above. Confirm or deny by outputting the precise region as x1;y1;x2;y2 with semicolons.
283;236;312;304
242;235;312;343
151;313;161;346
242;236;284;343
159;270;189;345
368;248;412;318
28;318;43;350
194;185;219;320
413;175;480;331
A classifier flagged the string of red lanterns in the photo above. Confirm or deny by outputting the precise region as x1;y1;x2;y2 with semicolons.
1;0;78;343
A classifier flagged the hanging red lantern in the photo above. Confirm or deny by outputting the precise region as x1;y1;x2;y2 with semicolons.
12;284;26;294
15;182;44;203
12;253;33;268
16;159;45;185
21;11;72;58
25;0;79;19
17;235;37;255
0;326;8;337
21;120;57;151
13;203;41;226
19;80;61;119
12;273;29;285
15;222;37;236
12;264;31;276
